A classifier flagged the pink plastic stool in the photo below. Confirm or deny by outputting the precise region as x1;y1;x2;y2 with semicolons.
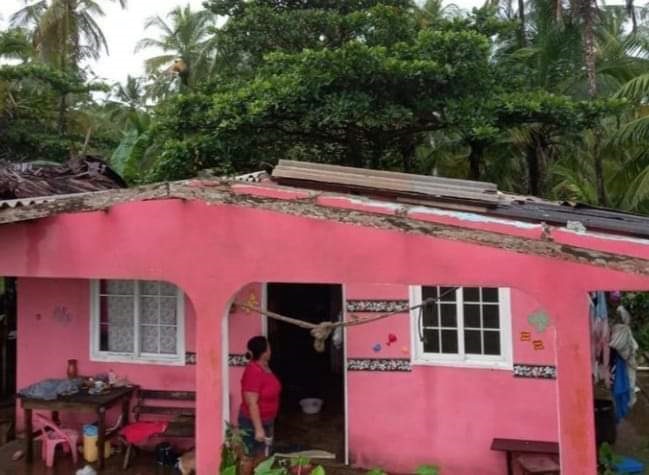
33;413;80;467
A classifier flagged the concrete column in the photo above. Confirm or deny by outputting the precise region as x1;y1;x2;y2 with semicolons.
189;284;239;473
545;287;597;474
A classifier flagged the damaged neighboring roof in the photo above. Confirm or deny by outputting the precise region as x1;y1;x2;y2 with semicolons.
0;155;126;201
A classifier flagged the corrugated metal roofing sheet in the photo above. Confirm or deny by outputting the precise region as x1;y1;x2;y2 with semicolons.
0;196;59;209
494;201;649;237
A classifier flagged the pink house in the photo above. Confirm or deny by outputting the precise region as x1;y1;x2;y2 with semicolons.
3;160;649;475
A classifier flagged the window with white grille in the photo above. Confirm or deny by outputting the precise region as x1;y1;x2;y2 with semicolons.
90;280;185;365
410;286;512;368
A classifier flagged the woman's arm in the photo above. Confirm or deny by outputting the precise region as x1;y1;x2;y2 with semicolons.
243;391;266;441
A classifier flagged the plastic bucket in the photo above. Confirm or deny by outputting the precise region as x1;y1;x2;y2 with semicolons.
299;398;323;415
83;424;110;462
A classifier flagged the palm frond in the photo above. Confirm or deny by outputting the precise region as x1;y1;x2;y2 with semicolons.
9;1;48;28
615;73;649;100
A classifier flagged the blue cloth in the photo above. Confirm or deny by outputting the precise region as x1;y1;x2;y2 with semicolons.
591;291;608;320
615;456;645;474
612;354;631;423
18;378;82;400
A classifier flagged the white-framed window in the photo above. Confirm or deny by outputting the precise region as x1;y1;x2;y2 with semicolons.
410;286;512;369
90;280;185;365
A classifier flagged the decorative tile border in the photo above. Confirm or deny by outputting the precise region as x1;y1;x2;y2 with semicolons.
229;354;248;367
347;358;412;372
513;364;557;380
185;352;197;365
346;300;409;313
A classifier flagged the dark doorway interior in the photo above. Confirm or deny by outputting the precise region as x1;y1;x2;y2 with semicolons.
266;283;345;461
0;277;17;445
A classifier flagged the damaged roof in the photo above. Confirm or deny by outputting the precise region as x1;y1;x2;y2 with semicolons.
0;156;126;201
0;159;648;241
272;160;649;239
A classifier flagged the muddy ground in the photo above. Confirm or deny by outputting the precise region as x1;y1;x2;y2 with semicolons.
615;371;649;466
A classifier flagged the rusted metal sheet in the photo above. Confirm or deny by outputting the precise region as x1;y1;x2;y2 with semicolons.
494;201;649;238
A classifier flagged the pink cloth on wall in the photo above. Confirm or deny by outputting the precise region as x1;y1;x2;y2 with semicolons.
590;292;611;386
120;421;168;444
592;317;611;385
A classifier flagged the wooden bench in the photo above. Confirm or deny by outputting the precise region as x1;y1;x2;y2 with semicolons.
123;390;196;468
134;389;196;437
491;438;560;475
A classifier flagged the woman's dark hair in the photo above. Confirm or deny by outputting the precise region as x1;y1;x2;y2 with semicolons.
246;336;269;361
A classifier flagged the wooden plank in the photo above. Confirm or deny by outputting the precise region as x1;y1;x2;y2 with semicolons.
135;405;196;416
273;160;498;192
491;438;559;454
139;390;195;401
272;160;501;204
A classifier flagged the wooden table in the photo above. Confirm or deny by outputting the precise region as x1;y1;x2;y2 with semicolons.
491;438;560;475
19;386;136;470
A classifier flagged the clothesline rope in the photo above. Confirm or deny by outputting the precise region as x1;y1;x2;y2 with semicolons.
238;286;460;352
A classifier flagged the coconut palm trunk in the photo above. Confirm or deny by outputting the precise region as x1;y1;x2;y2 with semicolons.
580;0;608;206
518;0;527;47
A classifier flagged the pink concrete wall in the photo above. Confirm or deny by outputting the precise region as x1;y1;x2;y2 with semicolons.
2;194;649;473
223;281;558;473
16;277;196;430
345;284;557;474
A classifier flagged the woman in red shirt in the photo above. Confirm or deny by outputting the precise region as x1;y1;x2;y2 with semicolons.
239;336;282;471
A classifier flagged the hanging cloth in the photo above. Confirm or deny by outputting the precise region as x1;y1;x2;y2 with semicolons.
610;305;639;408
590;292;610;385
612;352;632;423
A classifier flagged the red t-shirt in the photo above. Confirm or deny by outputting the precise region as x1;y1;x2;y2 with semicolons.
240;361;282;422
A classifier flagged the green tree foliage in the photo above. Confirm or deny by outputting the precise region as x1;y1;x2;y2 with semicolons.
11;0;127;134
0;24;115;162
142;1;620;186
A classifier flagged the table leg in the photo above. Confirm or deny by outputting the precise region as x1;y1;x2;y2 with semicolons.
506;451;513;475
97;408;106;470
52;410;61;425
121;397;130;427
24;408;33;463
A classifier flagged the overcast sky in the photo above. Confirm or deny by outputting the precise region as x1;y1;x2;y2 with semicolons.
0;0;548;85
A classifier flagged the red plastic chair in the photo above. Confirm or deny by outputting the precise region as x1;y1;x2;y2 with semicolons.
33;413;80;467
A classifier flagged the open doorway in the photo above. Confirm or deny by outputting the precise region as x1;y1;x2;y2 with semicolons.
266;283;345;461
589;290;649;469
0;277;17;445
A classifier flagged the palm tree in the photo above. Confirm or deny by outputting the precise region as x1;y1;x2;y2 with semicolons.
11;0;127;70
11;0;127;133
136;5;216;92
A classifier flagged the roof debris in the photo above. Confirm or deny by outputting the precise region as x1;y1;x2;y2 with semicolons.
0;156;126;200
